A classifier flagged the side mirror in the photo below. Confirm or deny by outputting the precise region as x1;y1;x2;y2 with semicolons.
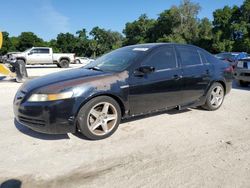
28;52;33;55
134;66;155;77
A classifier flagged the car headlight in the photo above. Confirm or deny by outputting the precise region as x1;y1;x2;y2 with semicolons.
27;91;73;102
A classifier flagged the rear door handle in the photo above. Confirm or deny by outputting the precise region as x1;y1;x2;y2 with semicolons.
173;75;183;80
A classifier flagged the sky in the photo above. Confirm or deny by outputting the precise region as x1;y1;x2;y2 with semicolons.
0;0;244;41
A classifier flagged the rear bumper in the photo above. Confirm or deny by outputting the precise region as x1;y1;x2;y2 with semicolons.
13;98;77;134
234;68;250;82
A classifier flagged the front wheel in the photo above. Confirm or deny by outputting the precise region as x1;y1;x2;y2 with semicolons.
202;82;225;111
76;96;121;140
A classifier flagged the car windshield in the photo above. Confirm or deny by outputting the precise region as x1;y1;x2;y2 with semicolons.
84;47;146;72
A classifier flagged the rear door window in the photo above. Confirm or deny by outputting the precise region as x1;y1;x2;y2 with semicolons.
176;46;202;67
38;49;50;54
142;46;177;70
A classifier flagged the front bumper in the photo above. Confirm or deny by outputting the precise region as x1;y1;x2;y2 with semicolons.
234;68;250;82
13;95;77;134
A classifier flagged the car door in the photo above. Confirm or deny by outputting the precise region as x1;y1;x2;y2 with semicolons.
38;48;52;64
128;45;184;115
27;48;40;64
175;45;212;104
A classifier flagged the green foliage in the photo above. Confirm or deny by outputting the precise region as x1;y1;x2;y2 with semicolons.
16;32;45;51
0;32;12;55
123;14;155;45
90;27;123;57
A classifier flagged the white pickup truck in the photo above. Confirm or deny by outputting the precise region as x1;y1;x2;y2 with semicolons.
10;47;75;68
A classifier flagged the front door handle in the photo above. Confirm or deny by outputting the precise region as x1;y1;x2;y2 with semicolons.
173;75;183;80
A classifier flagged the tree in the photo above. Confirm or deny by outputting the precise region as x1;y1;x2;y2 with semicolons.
123;14;155;45
131;0;201;44
195;18;213;51
0;32;13;55
55;32;78;53
16;32;45;51
75;29;89;57
90;27;123;57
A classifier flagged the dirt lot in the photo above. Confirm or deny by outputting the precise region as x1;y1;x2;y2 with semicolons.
0;65;250;188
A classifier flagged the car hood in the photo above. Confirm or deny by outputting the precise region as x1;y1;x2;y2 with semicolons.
20;68;110;93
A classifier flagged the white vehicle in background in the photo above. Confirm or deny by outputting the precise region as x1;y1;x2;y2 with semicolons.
75;57;94;65
10;47;75;68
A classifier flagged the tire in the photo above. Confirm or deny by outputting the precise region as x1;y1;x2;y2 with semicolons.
202;82;225;111
76;59;81;64
76;96;121;140
14;59;28;83
58;59;69;68
238;80;249;87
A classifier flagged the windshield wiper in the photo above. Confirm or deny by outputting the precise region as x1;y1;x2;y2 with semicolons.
86;66;103;71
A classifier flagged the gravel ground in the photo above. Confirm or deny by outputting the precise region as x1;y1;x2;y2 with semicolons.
0;66;250;188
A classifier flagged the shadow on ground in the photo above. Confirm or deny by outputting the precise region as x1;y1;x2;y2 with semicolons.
232;80;250;91
14;108;193;141
0;76;16;83
14;119;70;140
121;108;191;124
26;65;58;69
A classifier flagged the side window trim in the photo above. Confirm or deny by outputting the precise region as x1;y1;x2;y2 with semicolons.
198;50;210;65
155;67;180;73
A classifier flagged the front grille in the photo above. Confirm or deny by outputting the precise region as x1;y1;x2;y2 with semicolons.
18;116;45;127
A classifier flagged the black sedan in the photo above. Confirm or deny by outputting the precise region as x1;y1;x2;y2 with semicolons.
14;43;233;140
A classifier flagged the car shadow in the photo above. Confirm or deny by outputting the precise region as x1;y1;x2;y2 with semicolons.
26;65;58;69
0;77;17;82
14;119;70;140
121;108;191;124
232;80;250;91
13;108;197;141
72;131;94;141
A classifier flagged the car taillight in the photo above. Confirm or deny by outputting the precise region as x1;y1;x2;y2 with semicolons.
224;65;234;73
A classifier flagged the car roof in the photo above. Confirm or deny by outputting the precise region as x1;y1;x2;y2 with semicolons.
123;43;200;50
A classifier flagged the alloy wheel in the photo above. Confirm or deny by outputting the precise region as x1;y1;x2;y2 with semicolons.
210;86;224;108
87;102;118;136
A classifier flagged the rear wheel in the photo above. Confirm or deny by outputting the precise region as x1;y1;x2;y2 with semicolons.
202;82;225;111
58;59;69;68
76;96;121;140
238;80;249;87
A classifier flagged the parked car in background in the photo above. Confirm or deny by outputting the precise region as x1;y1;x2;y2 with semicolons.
234;57;250;87
14;43;233;140
9;47;75;68
215;52;248;69
74;57;94;65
